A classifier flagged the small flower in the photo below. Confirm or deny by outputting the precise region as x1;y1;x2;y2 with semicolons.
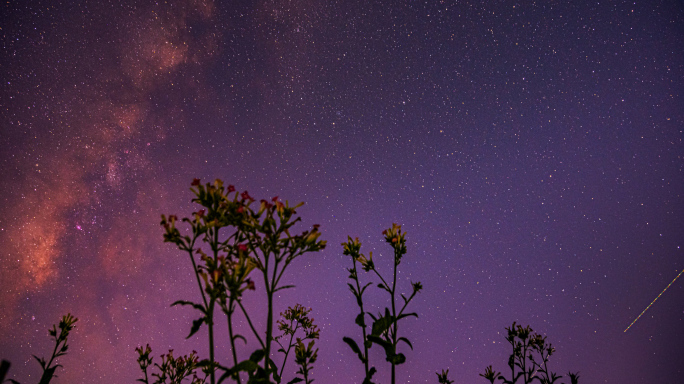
240;191;254;202
191;178;201;186
356;252;374;271
227;184;236;193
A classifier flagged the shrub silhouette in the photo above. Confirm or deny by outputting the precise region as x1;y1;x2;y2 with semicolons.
479;322;579;384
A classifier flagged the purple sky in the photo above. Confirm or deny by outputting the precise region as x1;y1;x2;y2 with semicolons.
1;1;682;383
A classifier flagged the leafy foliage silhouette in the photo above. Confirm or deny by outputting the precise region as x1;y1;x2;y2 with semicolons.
150;179;326;384
436;369;455;384
479;322;580;384
341;224;423;384
274;304;319;383
3;179;582;384
4;314;78;384
135;345;208;384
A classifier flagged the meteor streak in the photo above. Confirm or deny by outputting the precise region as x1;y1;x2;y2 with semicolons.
624;268;684;332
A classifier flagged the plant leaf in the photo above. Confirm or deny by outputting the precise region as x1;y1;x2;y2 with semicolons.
361;282;372;295
171;300;206;313
397;312;418;321
32;355;46;369
186;316;207;339
343;337;362;355
249;349;266;363
355;313;366;328
389;353;406;365
274;284;296;293
362;366;377;384
343;336;367;363
370;312;394;337
398;337;413;350
368;335;395;362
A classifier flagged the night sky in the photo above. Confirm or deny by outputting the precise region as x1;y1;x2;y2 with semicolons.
1;1;683;383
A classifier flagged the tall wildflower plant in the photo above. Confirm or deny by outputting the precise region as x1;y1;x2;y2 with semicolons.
341;237;376;383
342;224;422;384
155;179;326;384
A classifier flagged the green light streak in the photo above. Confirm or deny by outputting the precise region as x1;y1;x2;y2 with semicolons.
624;268;684;332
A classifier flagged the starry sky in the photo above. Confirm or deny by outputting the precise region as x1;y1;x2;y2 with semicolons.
1;1;682;383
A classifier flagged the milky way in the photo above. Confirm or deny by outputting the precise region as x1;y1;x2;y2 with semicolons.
1;1;682;383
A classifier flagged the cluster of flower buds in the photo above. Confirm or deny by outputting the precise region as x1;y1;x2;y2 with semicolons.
382;223;407;263
277;304;320;341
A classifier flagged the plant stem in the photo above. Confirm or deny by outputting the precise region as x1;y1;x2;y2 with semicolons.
390;247;398;384
277;322;299;380
352;259;370;377
265;286;274;375
237;300;265;348
208;304;216;384
227;297;241;384
207;226;222;384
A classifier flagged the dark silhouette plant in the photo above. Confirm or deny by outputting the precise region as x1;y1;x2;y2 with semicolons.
292;339;317;384
436;369;454;384
135;345;208;384
152;179;326;384
479;322;580;384
4;313;78;384
341;236;376;383
341;224;422;384
274;304;319;383
3;179;586;384
0;361;9;383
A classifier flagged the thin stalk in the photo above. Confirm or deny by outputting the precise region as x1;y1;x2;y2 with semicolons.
208;304;216;384
206;226;220;384
265;291;274;374
42;338;61;376
237;300;265;348
265;268;275;376
274;250;297;288
397;289;418;317
508;339;515;383
352;258;370;376
371;269;391;292
227;297;241;384
277;323;299;379
390;248;398;384
263;251;280;376
302;367;310;384
187;239;208;308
